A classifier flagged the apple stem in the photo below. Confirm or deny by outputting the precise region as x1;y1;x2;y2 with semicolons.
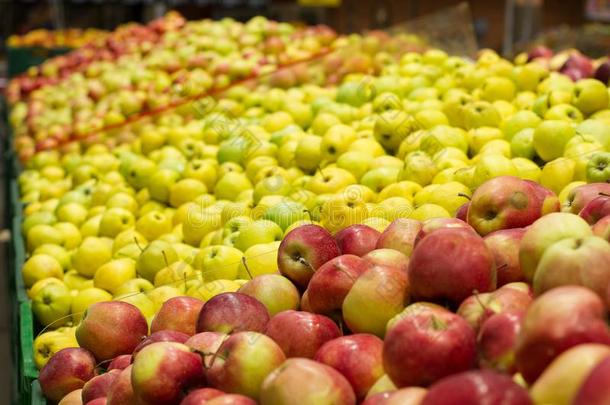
241;256;253;280
133;237;144;252
303;209;312;220
599;192;610;197
473;290;488;311
162;250;169;268
458;193;471;201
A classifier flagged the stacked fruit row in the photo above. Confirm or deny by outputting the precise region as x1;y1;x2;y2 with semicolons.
11;12;610;405
7;28;109;49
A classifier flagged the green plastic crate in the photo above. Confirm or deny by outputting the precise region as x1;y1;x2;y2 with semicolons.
18;301;39;405
7;46;72;78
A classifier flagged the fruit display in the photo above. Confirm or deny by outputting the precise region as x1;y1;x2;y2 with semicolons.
9;10;610;405
7;28;109;49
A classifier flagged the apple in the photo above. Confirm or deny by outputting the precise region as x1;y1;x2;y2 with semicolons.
238;274;299;316
531;344;610;405
342;264;409;337
467;176;543;235
593;215;610;241
57;389;83;405
132;342;204;404
573;78;609;115
519;212;593;281
277;224;340;288
306;254;371;316
195;245;242;281
409;228;495;305
383;303;476;387
361;249;409;274
206;394;257;404
515;286;610;383
375;218;422;257
132;330;190;357
184;331;227;368
483;228;526;286
235;220;283;251
260;358;356;405
82;369;121;403
587;152;610;183
180;388;224;405
207;331;286;400
196;292;270;334
573;356;610;405
362;388;427;405
455;202;469;222
31;282;73;327
136;240;180;283
421;370;532;405
580;195;610;224
39;348;97;403
71;236;113;278
457;282;532;331
533;120;575;162
75;301;148;361
265;310;341;358
414;217;474;246
107;355;132;371
564;183;610;214
93;258;137;295
334;224;381;257
314;334;384;400
151;296;205;335
533;236;610;299
528;45;553;61
477;312;523;373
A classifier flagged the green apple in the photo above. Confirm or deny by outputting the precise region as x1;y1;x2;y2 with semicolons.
463;101;501;129
215;172;253;202
153;260;196;287
136;240;179;282
32;283;72;327
263;201;309;231
361;167;401;193
182;205;222;247
305;167;356;194
510;128;536;159
310;112;342;136
336;151;370;181
194;245;243;281
112;229;147;253
544;103;583;122
22;211;56;235
540;157;576;194
501;110;541;140
106;192;139;214
467;127;503;154
26;224;63;252
183;159;217;191
564;134;602;180
237;241;280;279
71;236;113;278
124;158;156;190
93;258;137;294
114;278;154;297
513;62;548;91
398;152;438;186
147;169;180;204
169;179;207;208
586;152;610;183
33;244;70;270
409;203;451;221
533;120;576;162
98;207;135;238
576;119;610;150
419;125;469;155
235;220;283;252
295;135;322;173
136;211;172;241
373;110;416;153
253;175;292;205
478;139;512;157
480;76;516;101
512;157;542;182
320;192;369;234
320;124;357;163
55;202;88;227
378;181;422;202
472;154;518;188
573;78;609;116
22;254;63;288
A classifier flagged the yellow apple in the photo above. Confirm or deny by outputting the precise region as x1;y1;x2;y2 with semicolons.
237;241;280;279
93;258;136;294
410;204;451;221
71;287;113;323
377;181;422;202
539;157;576;194
63;270;94;291
512;157;542;182
22;254;63;288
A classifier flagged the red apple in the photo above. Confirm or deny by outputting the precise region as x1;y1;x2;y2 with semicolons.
528;46;553;61
75;301;148;361
409;228;496;305
277;224;341;288
483;228;526;286
57;389;83;405
478;312;523;373
421;370;532;405
205;394;257;405
564;183;610;214
334;224;381;256
207;332;286;400
361;249;409;273
300;289;312;312
106;365;135;405
383;303;476;387
314;334;384;400
573;356;610;405
342;264;410;337
306;254;371;316
457;282;532;331
107;355;131;371
39;348;97;403
467;176;543;236
362;387;427;405
525;179;560;216
592;215;610;241
180;388;224;405
533;236;610;299
515;286;610;383
375;218;422;257
132;342;205;405
260;358;356;405
238;274;300;316
580;196;610;224
185;331;227;363
151;296;204;336
82;370;121;403
561;53;594;78
265;310;341;358
414;217;474;246
86;398;106;405
132;330;190;357
196;292;269;334
455;202;469;222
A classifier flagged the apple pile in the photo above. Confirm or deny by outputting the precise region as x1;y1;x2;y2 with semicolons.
7;28;109;49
